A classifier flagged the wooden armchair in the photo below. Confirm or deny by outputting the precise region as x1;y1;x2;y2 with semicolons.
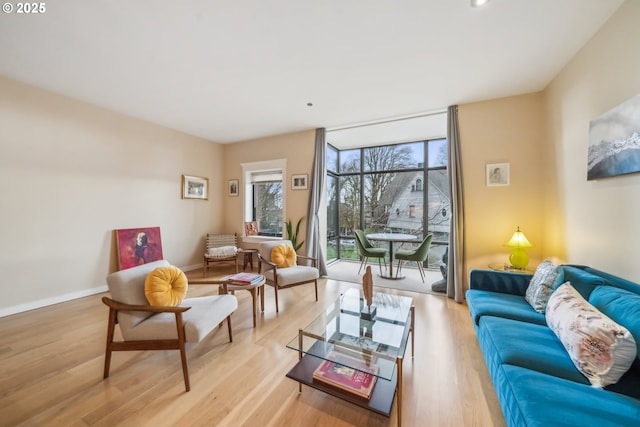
102;260;238;392
257;240;319;312
203;233;239;276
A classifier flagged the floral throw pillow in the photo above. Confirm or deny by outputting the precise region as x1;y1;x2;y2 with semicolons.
546;282;637;388
525;260;562;313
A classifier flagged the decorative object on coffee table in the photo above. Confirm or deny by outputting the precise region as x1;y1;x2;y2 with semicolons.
361;266;376;320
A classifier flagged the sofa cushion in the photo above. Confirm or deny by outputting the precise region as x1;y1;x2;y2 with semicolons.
498;365;640;427
144;265;188;307
560;266;609;299
525;260;563;313
271;243;296;268
589;285;640;368
546;283;637;387
466;289;546;326
479;316;589;384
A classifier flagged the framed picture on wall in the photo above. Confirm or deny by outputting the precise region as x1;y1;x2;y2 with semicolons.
228;179;239;196
486;163;510;187
292;174;308;190
182;175;209;200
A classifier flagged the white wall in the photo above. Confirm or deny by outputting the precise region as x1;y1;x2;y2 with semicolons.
544;0;640;280
0;77;225;316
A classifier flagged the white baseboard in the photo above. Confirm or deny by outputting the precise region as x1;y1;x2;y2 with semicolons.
0;263;204;318
1;285;109;318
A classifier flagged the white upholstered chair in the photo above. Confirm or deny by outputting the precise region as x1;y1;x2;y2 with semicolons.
102;260;238;392
257;240;319;312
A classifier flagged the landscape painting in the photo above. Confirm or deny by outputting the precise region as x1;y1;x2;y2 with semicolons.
588;94;640;180
116;226;163;270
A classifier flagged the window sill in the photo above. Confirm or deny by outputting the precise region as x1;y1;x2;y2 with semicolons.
242;236;283;244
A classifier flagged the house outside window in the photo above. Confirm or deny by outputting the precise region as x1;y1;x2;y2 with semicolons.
325;139;449;268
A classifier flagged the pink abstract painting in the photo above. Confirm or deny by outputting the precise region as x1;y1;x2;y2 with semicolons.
116;227;164;270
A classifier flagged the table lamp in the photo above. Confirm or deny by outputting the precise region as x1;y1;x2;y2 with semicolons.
504;226;533;269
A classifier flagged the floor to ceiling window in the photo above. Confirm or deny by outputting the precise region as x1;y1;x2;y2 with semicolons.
326;139;449;269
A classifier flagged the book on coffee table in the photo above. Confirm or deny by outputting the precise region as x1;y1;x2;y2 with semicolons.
312;351;378;399
227;272;263;284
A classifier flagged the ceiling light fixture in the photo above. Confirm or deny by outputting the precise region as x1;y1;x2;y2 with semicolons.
471;0;490;7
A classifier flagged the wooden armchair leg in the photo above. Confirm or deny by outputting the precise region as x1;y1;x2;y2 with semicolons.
227;315;233;342
174;313;190;392
179;343;190;392
314;280;318;301
103;308;117;379
274;286;280;313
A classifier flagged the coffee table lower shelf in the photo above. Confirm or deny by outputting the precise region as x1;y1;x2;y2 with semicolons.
285;353;398;417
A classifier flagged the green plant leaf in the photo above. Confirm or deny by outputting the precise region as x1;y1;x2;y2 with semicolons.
285;217;304;251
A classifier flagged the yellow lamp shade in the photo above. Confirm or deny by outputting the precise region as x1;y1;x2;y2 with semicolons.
504;227;533;269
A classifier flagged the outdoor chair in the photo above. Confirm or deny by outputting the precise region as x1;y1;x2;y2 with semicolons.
394;233;433;282
257;240;319;312
354;229;388;275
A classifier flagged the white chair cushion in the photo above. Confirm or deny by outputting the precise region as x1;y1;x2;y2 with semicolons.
207;246;237;257
265;265;319;286
120;294;238;342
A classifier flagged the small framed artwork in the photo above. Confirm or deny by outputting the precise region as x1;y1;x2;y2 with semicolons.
292;174;308;190
228;179;239;196
245;221;258;236
182;175;209;199
486;163;510;187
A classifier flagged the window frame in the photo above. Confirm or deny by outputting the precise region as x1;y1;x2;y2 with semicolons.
241;159;287;242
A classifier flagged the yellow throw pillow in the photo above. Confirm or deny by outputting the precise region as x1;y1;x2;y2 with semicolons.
271;244;296;268
144;265;188;307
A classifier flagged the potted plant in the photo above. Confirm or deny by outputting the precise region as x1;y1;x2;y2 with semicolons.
285;217;304;252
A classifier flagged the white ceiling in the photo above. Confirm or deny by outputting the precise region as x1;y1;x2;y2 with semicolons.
0;0;623;146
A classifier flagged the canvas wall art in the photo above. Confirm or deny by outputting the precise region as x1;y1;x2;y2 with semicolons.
588;94;640;180
116;226;164;270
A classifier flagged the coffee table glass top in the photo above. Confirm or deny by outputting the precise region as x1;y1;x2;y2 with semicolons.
286;288;413;381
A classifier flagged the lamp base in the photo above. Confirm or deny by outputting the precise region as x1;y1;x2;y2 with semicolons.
509;248;529;270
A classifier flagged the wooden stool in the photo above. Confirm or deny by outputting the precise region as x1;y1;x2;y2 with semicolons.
239;249;257;271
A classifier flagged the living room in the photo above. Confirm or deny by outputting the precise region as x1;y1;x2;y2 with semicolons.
1;1;639;426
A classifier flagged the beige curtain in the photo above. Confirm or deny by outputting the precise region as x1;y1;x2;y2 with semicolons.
447;105;465;302
305;128;327;276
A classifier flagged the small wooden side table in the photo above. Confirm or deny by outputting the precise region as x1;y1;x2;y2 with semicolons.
188;275;266;327
238;248;258;271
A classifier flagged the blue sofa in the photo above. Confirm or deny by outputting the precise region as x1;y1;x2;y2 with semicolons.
466;265;640;427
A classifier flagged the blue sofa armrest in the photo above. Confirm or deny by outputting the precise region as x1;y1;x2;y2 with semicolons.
469;269;533;296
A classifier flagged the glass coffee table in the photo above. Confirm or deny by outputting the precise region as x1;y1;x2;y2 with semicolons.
286;288;414;426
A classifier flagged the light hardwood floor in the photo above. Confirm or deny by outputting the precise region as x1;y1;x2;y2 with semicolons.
0;267;506;427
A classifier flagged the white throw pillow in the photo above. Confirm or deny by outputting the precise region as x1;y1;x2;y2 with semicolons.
525;260;562;313
545;282;637;388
